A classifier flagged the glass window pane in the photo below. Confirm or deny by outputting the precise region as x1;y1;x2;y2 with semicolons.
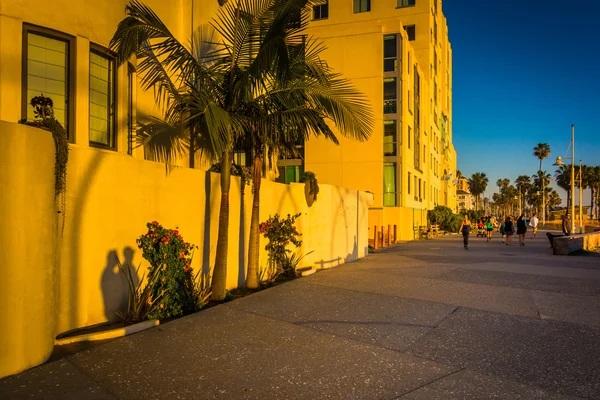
384;78;397;114
384;35;396;59
383;163;396;206
26;32;68;132
384;120;396;156
285;166;296;184
89;50;114;146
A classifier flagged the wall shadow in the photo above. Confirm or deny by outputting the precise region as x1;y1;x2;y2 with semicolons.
344;235;358;264
238;186;246;287
202;171;212;275
100;247;136;322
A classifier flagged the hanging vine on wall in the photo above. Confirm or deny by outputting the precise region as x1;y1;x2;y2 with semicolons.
301;171;320;201
19;94;69;229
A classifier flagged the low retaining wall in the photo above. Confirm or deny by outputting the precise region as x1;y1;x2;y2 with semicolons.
553;231;600;255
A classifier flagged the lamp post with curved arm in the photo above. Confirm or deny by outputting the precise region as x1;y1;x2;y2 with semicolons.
553;125;575;235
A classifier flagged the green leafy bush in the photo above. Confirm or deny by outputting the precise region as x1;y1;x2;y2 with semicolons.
428;206;463;232
259;213;303;280
136;221;199;319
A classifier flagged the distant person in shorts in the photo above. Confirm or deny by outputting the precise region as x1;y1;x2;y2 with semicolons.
529;213;539;238
485;218;493;242
459;215;472;250
504;216;514;246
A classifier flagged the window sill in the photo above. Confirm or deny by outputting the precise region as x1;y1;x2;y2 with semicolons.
312;17;328;21
90;142;117;152
396;5;416;9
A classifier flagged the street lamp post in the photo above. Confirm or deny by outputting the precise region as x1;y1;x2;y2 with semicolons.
553;124;576;235
579;160;583;233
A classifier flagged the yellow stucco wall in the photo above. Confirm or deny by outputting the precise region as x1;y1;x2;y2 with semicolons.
0;122;58;378
0;120;372;378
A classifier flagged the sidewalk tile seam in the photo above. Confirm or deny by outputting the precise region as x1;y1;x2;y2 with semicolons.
390;367;465;400
398;306;460;355
220;301;463;369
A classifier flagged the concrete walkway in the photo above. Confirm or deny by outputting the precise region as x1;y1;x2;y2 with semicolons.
2;231;600;399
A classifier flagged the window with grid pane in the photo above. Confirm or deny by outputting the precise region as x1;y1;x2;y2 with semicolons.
354;0;370;13
90;49;115;147
26;32;69;132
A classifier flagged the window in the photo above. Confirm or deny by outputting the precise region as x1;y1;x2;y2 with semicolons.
384;120;397;156
404;25;416;41
126;64;134;155
414;176;418;200
277;165;303;184
89;47;116;147
408;126;411;149
383;78;397;114
354;0;370;13
418;178;422;200
23;26;73;137
383;163;397;206
383;35;397;72
408;53;411;74
408;172;411;194
397;0;416;8
313;0;328;20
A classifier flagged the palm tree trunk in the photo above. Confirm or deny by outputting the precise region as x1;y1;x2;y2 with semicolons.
212;149;232;301
246;153;262;289
189;128;197;168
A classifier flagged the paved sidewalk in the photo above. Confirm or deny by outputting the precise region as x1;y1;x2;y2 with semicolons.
2;231;600;399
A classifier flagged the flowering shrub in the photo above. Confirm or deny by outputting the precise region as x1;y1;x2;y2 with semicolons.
259;213;302;278
136;221;199;319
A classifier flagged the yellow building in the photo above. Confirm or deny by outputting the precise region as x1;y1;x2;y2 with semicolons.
457;177;474;211
302;0;457;240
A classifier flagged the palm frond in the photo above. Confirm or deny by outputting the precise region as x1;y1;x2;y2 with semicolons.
135;116;188;163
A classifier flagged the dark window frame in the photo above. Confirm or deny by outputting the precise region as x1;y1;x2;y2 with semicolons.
127;63;135;155
397;0;416;8
404;25;416;41
22;24;76;141
354;0;371;13
313;0;329;20
89;43;117;150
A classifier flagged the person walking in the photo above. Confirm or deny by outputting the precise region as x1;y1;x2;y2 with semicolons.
562;214;572;236
459;215;472;250
517;214;527;246
504;216;514;246
485;218;494;242
500;217;506;243
529;213;539;238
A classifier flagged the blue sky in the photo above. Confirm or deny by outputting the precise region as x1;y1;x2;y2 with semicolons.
444;0;600;205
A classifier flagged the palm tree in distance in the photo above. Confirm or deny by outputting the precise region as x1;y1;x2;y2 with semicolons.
515;175;531;213
555;164;571;210
533;143;551;223
468;172;488;211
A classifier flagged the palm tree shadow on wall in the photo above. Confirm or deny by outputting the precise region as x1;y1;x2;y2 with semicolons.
101;247;138;322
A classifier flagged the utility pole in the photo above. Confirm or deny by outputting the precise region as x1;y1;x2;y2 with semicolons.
579;160;583;233
571;125;575;235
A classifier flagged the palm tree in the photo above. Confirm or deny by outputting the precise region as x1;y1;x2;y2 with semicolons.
238;7;373;289
533;143;551;222
548;189;562;209
111;0;314;300
515;175;531;213
496;178;510;191
555;164;571;209
468;172;488;211
589;166;600;219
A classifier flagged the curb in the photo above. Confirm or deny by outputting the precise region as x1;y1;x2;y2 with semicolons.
55;320;160;345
